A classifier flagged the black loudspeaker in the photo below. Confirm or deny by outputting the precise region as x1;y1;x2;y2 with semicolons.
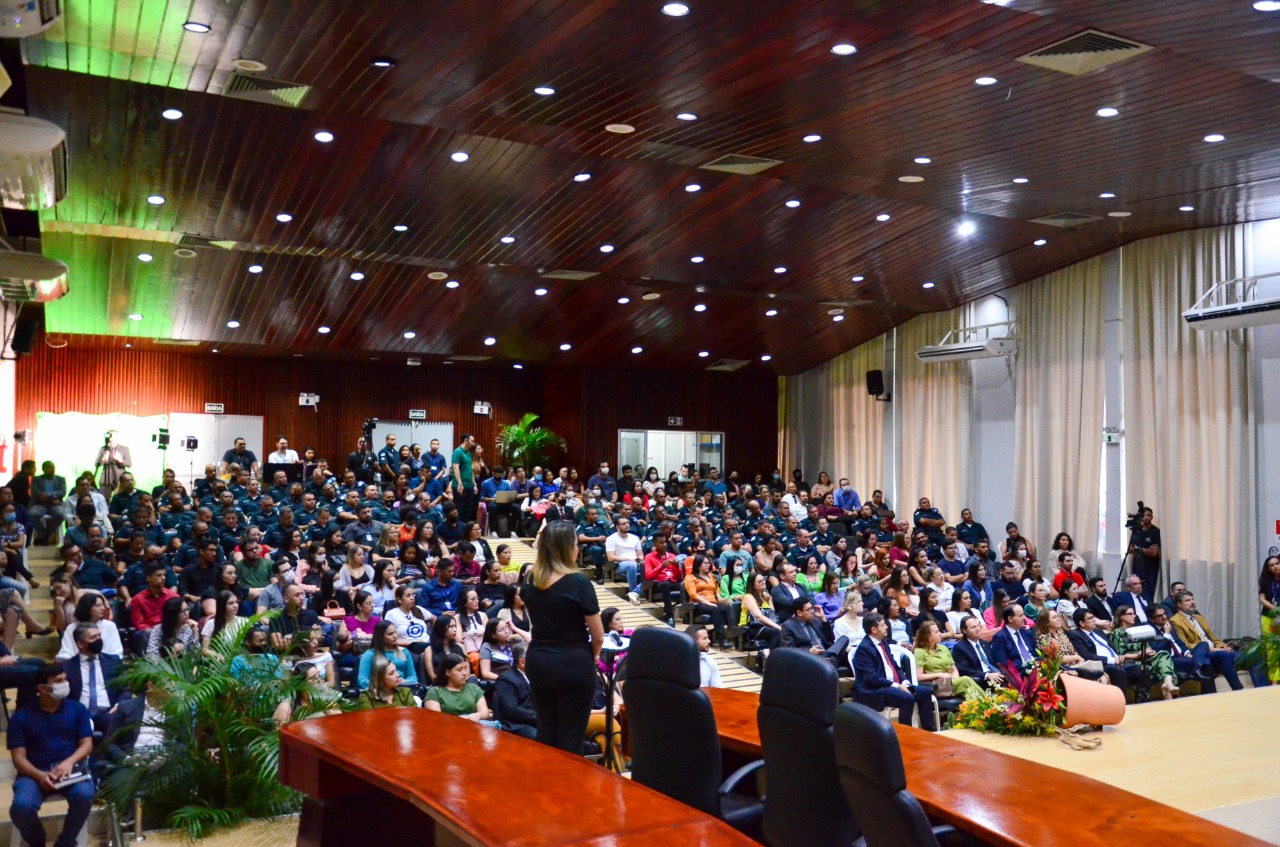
865;369;884;397
10;317;37;355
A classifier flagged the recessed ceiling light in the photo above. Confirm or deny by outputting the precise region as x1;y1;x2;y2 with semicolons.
500;236;516;244
404;331;417;339
761;354;772;362
833;315;845;322
802;134;822;143
852;275;864;282
146;195;165;205
785;199;801;208
922;282;936;289
1256;0;1280;10
691;256;704;263
899;175;924;183
1179;205;1195;212
631;346;643;354
975;76;998;86
292;354;303;358
128;313;143;321
445;280;460;289
875;213;891;222
957;221;977;237
1012;177;1028;184
248;264;263;274
484;336;497;346
694;304;707;312
393;224;409;232
314;130;334;143
1033;239;1047;246
573;173;592;182
161;108;183;120
533;86;556;96
350;271;365;280
371;57;396;68
773;266;787;274
642;291;662;301
765;309;778;317
605;123;635;134
226;320;240;328
276;213;293;223
600;244;615;253
137;253;153;262
559;342;572;351
676;112;698;121
182;21;211;33
698;351;709;358
914;156;932;165
1099;192;1116;199
1096;107;1119;118
318;326;331;334
1203;133;1226;143
451;151;470;162
617;297;630;304
831;43;857;55
662;3;690;16
124;343;132;348
685;183;701;192
1108;211;1132;218
211;349;218;353
513;364;524;370
534;287;548;296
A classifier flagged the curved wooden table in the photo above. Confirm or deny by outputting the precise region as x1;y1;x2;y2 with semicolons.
280;707;757;847
703;687;1271;847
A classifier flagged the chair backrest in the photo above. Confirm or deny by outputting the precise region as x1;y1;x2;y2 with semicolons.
624;627;723;816
758;650;860;847
832;703;940;847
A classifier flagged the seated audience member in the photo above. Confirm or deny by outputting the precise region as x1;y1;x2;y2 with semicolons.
913;620;981;699
385;584;433;650
831;592;866;650
643;535;684;626
418;558;463;617
493;641;537;739
991;604;1038;685
1069;608;1142;690
144;597;199;658
878;597;911;648
853;612;937;731
813;572;845;623
56;593;122;661
1052;551;1088;593
779;600;845;663
425;613;467;685
1160;581;1188;618
740;572;782;651
1109;606;1178;699
1169;591;1250;690
1120;575;1152;624
274;662;342;725
130;561;180;632
229;628;281;682
424;653;497;725
7;664;96;847
952;616;1006;690
357;620;419;691
605;517;645;605
684;554;732;650
1146;606;1209;690
340;591;381;666
1033;609;1099;680
356;656;416;710
1023;580;1053;625
269;583;319;654
915;586;957;641
478;619;516;681
686;625;723;688
61;623;123;732
1055;580;1084;630
1083;577;1118;630
496;583;532;643
770;562;815;624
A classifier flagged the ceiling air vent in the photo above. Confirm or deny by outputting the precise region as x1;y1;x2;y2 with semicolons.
222;72;311;107
706;358;750;372
177;234;229;249
154;339;201;347
1028;211;1102;228
1017;29;1152;76
539;269;599;281
448;355;492;363
700;154;782;176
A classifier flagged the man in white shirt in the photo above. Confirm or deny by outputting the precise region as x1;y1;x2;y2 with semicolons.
267;436;300;465
687;626;723;688
605;517;645;605
1123;575;1150;623
1069;608;1140;689
781;482;803;513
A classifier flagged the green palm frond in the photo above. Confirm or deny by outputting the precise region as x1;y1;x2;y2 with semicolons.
495;412;568;469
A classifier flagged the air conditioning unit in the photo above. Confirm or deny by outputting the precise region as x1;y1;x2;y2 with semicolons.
0;0;62;37
1183;273;1280;331
0;251;68;303
916;322;1018;363
0;114;69;210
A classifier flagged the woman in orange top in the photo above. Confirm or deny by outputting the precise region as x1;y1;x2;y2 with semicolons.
684;554;732;651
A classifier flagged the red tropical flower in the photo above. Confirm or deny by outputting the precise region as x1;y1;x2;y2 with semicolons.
1036;687;1064;711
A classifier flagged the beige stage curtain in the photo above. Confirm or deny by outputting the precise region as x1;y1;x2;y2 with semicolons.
895;309;972;523
1011;257;1106;571
778;335;885;499
1122;226;1256;637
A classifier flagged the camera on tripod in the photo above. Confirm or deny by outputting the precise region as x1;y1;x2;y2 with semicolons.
361;418;379;442
1124;500;1145;530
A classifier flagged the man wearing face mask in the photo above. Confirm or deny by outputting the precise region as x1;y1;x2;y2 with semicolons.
7;664;96;847
586;461;618;504
60;624;123;733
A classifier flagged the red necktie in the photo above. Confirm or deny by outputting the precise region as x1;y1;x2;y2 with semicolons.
880;640;901;683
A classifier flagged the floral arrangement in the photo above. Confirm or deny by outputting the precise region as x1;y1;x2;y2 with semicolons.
949;640;1067;737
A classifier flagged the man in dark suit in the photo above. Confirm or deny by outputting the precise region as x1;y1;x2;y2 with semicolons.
990;604;1037;685
951;616;1006;689
492;642;536;739
1119;575;1151;624
1083;577;1118;629
60;622;125;731
1148;605;1213;692
1159;581;1186;618
1068;608;1140;689
853;613;936;732
770;563;814;624
780;600;847;664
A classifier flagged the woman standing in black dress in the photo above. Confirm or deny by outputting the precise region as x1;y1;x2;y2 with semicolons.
522;520;603;752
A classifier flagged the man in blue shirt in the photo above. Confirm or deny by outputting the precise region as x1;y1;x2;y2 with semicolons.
424;439;450;481
955;508;989;549
7;664;95;847
29;462;67;545
912;497;946;545
586;462;618;504
703;468;727;498
480;467;516;539
832;478;861;531
417;559;462;616
377;434;400;487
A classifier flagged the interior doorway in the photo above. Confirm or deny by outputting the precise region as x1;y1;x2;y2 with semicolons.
618;430;724;479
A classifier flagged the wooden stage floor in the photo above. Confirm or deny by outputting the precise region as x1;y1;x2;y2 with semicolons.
943;685;1280;842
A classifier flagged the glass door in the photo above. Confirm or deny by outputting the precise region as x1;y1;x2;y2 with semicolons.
696;431;724;476
618;430;647;476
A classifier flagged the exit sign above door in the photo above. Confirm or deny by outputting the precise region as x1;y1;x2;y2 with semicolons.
667;417;683;426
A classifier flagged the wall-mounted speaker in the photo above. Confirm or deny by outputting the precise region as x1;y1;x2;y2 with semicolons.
10;315;37;355
865;369;891;402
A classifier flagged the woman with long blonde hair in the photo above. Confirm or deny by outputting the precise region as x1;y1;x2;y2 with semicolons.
521;521;604;751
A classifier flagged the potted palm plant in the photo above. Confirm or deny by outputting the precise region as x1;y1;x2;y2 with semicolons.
1239;610;1280;685
495;412;568;469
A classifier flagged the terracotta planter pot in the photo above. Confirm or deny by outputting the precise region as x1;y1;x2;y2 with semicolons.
1060;672;1125;727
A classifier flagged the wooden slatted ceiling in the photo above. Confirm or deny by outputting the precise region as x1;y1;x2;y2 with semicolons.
20;0;1280;374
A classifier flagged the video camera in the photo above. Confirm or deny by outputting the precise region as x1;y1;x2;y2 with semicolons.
1124;499;1145;530
361;418;379;443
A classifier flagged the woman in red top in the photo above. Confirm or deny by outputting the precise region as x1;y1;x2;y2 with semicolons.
643;534;684;626
623;480;650;514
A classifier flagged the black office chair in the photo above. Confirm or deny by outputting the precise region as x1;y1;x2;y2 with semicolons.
625;627;764;837
757;649;860;847
833;703;980;847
